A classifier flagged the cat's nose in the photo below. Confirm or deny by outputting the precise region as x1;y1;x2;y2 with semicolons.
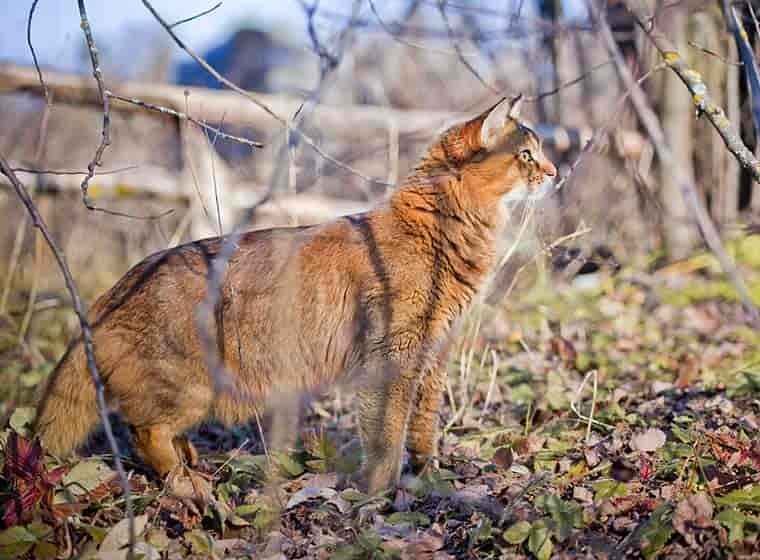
540;158;557;177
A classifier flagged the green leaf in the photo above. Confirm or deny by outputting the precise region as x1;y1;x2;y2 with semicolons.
60;459;114;502
716;508;747;543
185;530;213;554
0;526;39;559
273;452;304;478
670;424;693;444
386;511;430;526
253;506;279;531
527;521;553;560
355;530;382;552
503;521;531;545
31;541;57;560
0;526;38;546
535;494;583;541
340;488;366;502
593;480;628;503
8;408;35;436
77;523;107;544
233;504;261;517
639;504;674;560
715;485;760;511
727;371;760;398
511;383;536;406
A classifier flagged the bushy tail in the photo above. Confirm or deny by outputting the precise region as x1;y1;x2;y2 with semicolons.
34;341;100;456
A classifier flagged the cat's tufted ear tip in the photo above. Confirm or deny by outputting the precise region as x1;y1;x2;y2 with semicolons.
508;94;524;120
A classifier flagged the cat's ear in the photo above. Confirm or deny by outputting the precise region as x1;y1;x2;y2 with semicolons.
479;95;522;150
508;93;523;119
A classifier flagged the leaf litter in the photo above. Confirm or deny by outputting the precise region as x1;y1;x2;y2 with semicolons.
0;239;758;558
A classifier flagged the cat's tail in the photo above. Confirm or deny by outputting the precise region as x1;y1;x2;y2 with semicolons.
34;341;100;457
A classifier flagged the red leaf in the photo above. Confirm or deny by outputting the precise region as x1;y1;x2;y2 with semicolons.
3;433;43;483
42;466;70;487
2;487;42;527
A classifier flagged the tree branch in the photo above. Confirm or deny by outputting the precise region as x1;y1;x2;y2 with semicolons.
0;153;137;560
77;0;113;209
624;0;760;184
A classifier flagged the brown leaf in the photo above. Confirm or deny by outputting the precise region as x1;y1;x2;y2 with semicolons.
550;336;577;365
492;447;514;470
399;529;445;560
673;493;714;545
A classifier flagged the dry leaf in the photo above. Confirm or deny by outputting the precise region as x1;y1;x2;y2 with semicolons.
630;428;666;452
673;493;714;545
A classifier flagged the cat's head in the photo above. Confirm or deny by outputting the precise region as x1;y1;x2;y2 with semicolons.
431;96;557;205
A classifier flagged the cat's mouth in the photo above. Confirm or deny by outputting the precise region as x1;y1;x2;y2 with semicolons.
530;176;555;200
501;176;555;207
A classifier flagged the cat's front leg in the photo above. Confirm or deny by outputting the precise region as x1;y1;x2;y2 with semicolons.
357;367;419;494
406;365;445;474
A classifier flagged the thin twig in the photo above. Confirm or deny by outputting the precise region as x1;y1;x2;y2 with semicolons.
0;153;136;560
527;60;613;101
77;0;111;209
570;369;613;438
299;0;340;77
368;0;475;56
26;0;49;106
552;64;665;194
597;1;760;324
687;40;742;66
169;1;223;29
10;165;139;176
108;93;263;149
437;0;502;95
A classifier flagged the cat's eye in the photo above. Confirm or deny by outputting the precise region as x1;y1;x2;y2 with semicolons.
519;149;533;163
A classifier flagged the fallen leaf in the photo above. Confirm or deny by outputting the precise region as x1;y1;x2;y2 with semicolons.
630;428;667;452
99;514;148;552
673;493;713;545
492;447;514;470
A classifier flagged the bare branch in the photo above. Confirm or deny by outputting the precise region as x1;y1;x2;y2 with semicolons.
368;0;475;56
727;4;760;136
169;1;223;29
595;1;759;325
527;60;613;102
108;92;263;149
436;0;502;95
624;0;760;184
77;0;112;209
0;153;137;560
299;0;340;77
687;40;742;67
26;0;49;106
11;165;139;176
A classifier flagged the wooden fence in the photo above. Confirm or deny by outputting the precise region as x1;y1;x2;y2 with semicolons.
0;63;645;238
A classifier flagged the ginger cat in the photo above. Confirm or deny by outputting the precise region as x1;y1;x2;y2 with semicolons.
34;96;556;493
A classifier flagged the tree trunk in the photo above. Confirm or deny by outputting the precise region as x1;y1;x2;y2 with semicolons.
724;38;741;223
658;7;699;259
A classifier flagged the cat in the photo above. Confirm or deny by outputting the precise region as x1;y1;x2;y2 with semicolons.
34;96;556;493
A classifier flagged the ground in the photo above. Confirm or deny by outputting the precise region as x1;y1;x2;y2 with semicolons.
0;235;758;559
